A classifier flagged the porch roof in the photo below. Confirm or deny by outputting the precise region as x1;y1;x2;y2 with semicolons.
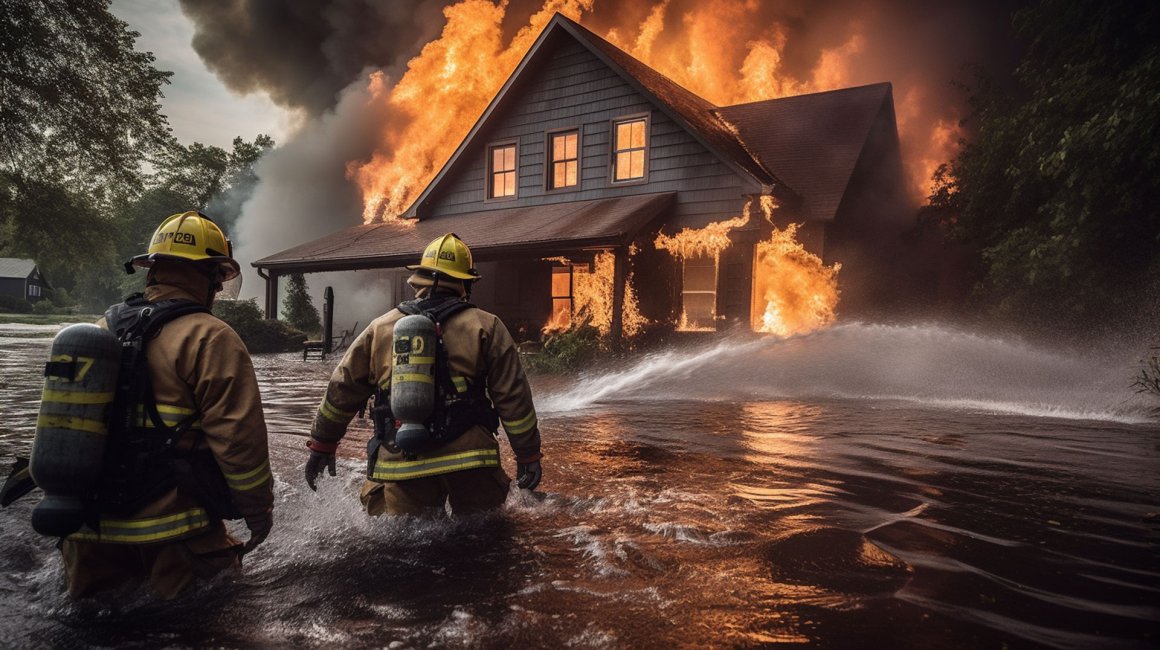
253;192;675;273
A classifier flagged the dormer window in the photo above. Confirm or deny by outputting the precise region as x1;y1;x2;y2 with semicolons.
612;115;648;183
488;141;518;199
548;129;579;190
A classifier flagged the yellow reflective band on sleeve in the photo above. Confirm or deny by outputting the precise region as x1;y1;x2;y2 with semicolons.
371;448;500;481
36;414;107;434
40;390;114;405
502;410;538;435
406;356;436;365
224;460;272;492
134;404;202;430
392;373;435;384
451;376;468;394
67;508;210;544
319;399;357;424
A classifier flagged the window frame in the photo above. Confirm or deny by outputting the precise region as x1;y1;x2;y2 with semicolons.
544;126;582;193
680;253;719;331
485;139;520;202
608;112;650;186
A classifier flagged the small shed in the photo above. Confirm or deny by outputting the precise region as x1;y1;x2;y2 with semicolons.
0;258;50;304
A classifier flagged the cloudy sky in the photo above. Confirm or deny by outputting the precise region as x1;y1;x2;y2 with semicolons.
109;0;299;148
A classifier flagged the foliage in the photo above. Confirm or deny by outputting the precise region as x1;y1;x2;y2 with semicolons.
213;298;307;354
31;299;55;315
1134;347;1160;399
0;0;172;202
282;273;321;336
525;326;603;374
924;0;1160;331
0;295;32;314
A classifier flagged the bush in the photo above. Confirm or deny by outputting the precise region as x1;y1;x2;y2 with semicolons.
31;299;55;314
213;298;307;353
525;325;603;374
0;295;32;313
1135;347;1160;400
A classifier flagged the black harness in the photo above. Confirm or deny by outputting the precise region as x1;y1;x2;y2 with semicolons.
369;295;500;466
97;294;240;520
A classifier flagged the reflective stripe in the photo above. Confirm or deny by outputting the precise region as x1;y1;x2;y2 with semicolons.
68;508;210;544
407;356;436;365
134;404;201;429
451;376;468;393
41;390;115;405
319;399;356;424
502;410;537;435
372;448;500;481
392;373;434;384
224;459;272;492
36;414;107;434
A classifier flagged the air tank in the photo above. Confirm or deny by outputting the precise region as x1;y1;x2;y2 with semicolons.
29;323;121;537
390;315;438;452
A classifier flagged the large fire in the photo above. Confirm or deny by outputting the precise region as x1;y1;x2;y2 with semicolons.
656;197;840;337
349;0;957;222
543;251;646;338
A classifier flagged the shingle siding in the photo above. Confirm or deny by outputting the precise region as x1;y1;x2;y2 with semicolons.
427;37;753;230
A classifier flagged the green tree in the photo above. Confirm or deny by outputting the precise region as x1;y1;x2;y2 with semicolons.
927;0;1160;331
282;273;321;336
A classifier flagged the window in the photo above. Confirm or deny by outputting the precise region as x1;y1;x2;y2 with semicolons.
681;253;717;330
612;116;647;182
548;130;579;190
28;285;40;298
488;142;517;199
548;262;590;329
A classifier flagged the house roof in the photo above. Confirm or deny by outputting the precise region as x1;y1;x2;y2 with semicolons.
407;13;784;219
255;192;674;272
716;83;892;222
0;258;36;279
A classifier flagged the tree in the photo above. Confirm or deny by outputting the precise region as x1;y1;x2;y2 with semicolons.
282;273;321;336
928;0;1160;332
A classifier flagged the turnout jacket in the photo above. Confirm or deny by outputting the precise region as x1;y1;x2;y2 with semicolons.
70;280;273;546
310;302;542;481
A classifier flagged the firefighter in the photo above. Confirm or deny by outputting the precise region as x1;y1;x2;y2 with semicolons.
59;212;274;599
304;233;543;515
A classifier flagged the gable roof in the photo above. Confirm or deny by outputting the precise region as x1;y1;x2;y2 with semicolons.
0;258;36;279
407;13;785;219
255;193;674;272
716;83;893;222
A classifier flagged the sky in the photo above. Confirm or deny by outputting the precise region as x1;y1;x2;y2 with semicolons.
108;0;299;149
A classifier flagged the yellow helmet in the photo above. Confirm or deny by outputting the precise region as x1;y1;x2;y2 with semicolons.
126;211;241;280
406;233;481;281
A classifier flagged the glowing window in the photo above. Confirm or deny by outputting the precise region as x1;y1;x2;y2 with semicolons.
488;143;517;199
550;265;573;328
612;118;647;182
681;253;717;330
549;131;579;189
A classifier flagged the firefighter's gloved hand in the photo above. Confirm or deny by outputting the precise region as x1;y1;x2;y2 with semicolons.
516;455;542;491
305;440;338;491
242;511;272;555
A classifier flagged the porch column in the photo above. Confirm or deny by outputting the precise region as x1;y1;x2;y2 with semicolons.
610;246;627;348
264;271;280;319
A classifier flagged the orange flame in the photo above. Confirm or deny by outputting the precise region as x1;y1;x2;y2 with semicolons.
655;197;839;336
541;252;646;338
350;0;953;221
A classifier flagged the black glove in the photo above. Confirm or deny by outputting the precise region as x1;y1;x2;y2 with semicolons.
516;459;542;491
305;440;337;491
242;511;272;555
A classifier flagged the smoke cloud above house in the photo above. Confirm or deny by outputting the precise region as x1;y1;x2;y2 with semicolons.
182;0;1022;309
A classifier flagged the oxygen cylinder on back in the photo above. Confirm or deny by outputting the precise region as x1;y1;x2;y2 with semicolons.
390;314;438;452
29;323;121;537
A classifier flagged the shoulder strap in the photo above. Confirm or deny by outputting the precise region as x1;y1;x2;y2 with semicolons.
397;296;474;324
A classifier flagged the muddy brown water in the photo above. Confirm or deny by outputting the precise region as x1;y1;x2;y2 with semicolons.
1;322;1157;648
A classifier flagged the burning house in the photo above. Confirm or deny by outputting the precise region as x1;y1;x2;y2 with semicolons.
253;13;911;341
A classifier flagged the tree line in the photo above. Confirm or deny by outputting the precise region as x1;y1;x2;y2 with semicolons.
0;0;272;313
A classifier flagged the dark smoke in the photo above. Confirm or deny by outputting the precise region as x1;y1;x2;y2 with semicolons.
177;0;447;113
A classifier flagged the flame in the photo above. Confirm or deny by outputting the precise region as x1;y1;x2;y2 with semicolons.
655;197;839;336
541;252;646;338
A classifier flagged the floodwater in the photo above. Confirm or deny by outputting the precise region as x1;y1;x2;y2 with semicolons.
1;322;1157;649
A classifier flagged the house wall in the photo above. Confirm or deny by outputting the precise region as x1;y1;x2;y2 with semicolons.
426;35;755;232
0;278;25;300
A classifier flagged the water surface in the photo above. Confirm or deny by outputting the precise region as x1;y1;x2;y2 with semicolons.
1;323;1157;648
